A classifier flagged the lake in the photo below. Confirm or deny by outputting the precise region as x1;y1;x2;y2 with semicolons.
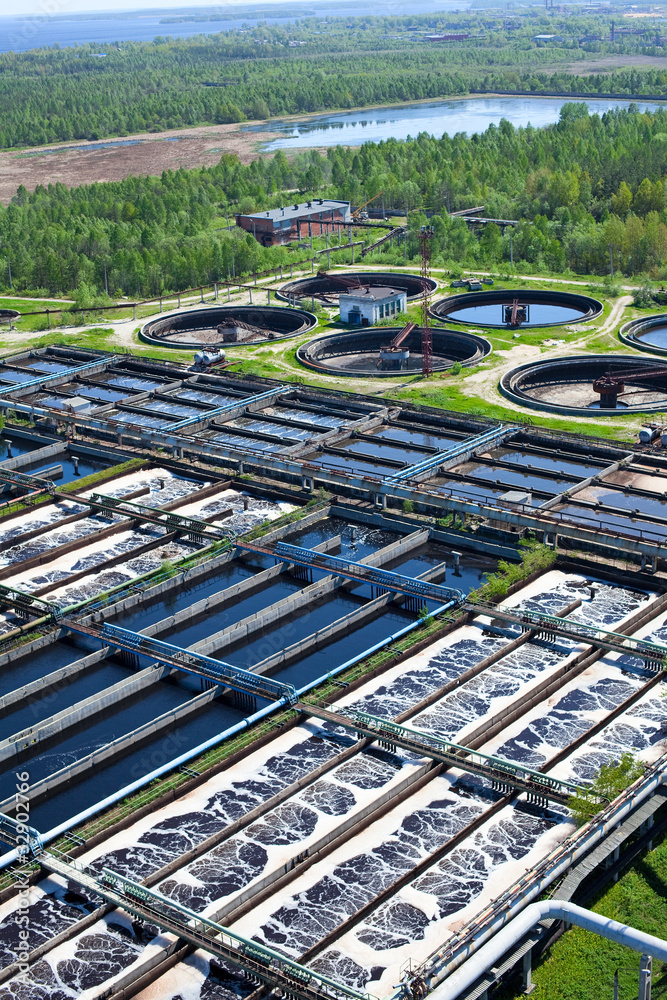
0;0;464;54
245;95;667;150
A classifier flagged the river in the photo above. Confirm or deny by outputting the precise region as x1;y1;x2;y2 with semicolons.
245;95;667;150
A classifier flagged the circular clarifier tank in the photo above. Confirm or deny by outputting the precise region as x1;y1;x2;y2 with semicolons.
279;271;437;304
430;289;603;329
620;314;667;356
297;326;491;377
0;310;20;324
140;305;317;348
500;354;667;415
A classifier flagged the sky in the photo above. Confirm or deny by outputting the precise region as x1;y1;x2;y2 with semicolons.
1;0;289;19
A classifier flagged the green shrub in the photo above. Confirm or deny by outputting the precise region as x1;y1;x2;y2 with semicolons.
567;752;644;826
470;538;557;602
633;283;655;308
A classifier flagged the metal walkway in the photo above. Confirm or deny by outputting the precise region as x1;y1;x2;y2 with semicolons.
238;540;465;605
299;705;585;806
361;226;406;256
84;492;238;543
0;811;42;854
39;855;371;1000
0;468;56;494
0;356;116;395
63;621;298;704
384;424;518;483
0;583;62;623
169;385;292;430
466;600;667;670
0;817;370;1000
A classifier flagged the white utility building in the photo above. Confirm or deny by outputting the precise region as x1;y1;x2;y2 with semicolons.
339;286;407;326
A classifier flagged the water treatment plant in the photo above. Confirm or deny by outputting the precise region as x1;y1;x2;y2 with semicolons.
278;271;438;305
620;314;667;356
0;333;664;1000
500;354;667;415
140;304;318;349
430;289;603;329
296;325;492;376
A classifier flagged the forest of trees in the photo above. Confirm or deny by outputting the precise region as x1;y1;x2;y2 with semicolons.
2;10;667;147
3;103;667;295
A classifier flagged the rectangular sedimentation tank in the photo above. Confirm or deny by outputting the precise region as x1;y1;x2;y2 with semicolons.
0;347;665;1000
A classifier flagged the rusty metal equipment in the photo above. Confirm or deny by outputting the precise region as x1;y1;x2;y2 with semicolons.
593;365;667;408
504;298;529;327
352;190;384;221
216;317;267;342
378;321;417;370
314;270;370;304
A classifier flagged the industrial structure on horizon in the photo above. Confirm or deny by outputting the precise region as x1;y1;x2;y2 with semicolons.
236;199;352;245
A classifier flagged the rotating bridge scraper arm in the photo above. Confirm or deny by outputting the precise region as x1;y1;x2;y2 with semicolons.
593;365;667;406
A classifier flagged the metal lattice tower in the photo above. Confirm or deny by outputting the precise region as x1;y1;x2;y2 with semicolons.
420;227;434;377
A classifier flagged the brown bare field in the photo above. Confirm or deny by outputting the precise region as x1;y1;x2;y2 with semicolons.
4;57;667;204
563;53;667;75
0;121;278;204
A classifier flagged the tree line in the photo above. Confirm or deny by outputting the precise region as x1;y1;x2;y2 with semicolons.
2;10;667;148
3;104;667;295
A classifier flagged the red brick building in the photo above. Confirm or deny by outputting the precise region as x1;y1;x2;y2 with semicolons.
236;199;352;246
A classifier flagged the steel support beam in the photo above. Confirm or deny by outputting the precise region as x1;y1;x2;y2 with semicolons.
466;600;667;668
84;491;237;542
238;540;465;604
0;356;116;395
63;620;298;703
169;385;292;430
385;425;518;483
0;467;56;493
0;583;62;622
298;704;584;805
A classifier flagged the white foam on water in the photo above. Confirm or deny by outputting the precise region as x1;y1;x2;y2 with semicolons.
319;801;573;998
0;572;659;1000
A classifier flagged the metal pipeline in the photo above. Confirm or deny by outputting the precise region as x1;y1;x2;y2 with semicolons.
0;613;52;646
295;600;458;699
0;695;291;869
429;900;667;1000
421;756;667;994
0;601;458;869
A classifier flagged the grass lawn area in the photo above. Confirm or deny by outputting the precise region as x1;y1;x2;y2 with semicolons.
504;829;667;1000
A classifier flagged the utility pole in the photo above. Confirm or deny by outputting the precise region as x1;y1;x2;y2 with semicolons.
419;226;434;378
7;259;11;290
613;970;618;1000
103;260;109;296
610;247;614;278
510;232;513;270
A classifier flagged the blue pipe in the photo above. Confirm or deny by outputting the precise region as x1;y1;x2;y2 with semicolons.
0;600;457;869
0;695;290;869
295;599;458;698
